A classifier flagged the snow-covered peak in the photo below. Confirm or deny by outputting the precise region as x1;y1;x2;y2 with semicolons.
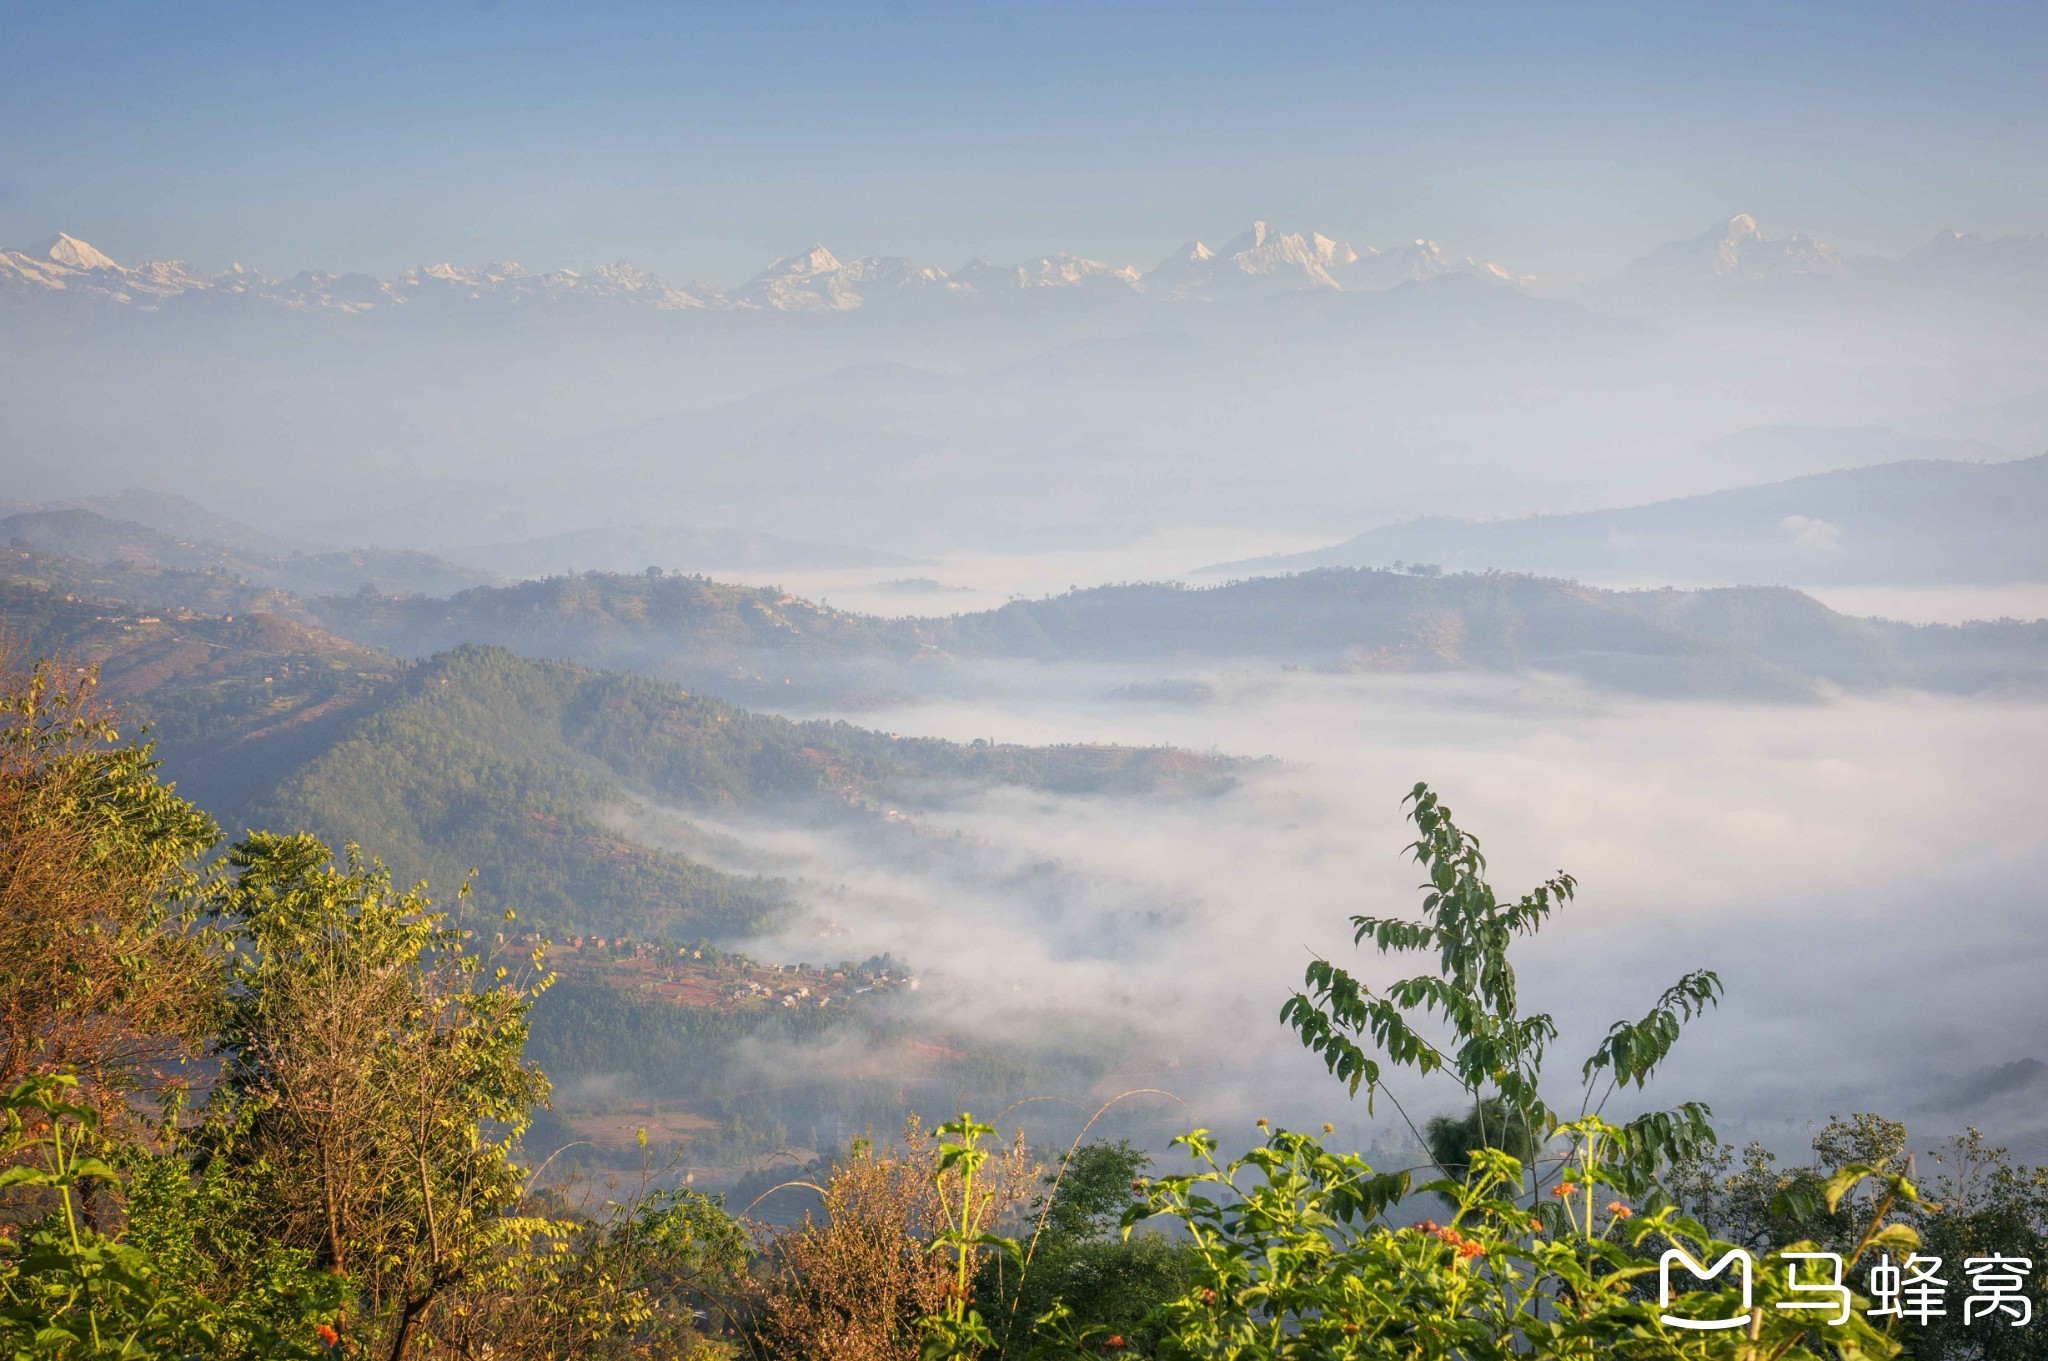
769;245;842;277
1219;221;1272;254
1144;220;1522;298
1612;214;1842;291
1146;221;1361;297
1310;232;1360;268
731;247;955;310
34;232;120;271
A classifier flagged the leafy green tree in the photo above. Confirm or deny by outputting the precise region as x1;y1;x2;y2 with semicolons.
1282;782;1722;1203
992;1141;1197;1358
1035;1141;1151;1246
0;1074;344;1359
1424;1097;1540;1208
208;832;552;1360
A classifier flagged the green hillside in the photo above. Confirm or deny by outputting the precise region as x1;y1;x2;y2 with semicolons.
311;568;927;704
257;643;1234;935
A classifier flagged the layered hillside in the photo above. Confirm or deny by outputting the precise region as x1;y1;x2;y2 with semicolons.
0;567;1233;940
308;565;2048;703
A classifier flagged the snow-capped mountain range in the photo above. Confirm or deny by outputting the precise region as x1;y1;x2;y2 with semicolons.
0;221;1530;316
3;216;2042;317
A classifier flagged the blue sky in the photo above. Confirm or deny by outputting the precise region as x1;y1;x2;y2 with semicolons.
4;0;2044;285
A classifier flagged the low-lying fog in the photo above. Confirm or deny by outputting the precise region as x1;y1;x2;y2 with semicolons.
670;666;2048;1161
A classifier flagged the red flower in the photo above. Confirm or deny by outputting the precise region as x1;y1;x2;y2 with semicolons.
316;1324;339;1347
1104;1336;1125;1350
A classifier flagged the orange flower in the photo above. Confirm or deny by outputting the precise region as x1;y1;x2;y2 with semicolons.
316;1324;339;1347
1105;1336;1125;1350
1606;1201;1632;1219
1527;1216;1543;1232
1458;1240;1485;1259
1550;1183;1574;1198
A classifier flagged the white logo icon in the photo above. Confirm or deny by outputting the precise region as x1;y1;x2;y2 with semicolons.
1660;1248;1754;1330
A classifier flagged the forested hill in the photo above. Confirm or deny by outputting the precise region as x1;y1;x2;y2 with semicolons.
0;569;1235;940
260;643;1235;936
312;570;925;704
939;572;2048;695
310;565;2048;702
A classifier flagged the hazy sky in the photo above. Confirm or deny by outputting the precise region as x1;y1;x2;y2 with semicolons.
4;0;2045;286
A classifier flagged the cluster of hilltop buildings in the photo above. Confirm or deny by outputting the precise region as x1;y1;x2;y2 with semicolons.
522;931;919;1012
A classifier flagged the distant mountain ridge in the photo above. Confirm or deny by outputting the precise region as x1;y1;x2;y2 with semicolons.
0;220;1530;316
1208;454;2048;588
0;506;498;599
1594;214;2048;301
1142;221;1531;299
0;497;903;591
7;214;2043;319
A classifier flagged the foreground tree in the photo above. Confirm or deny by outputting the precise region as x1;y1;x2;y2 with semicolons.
209;832;552;1359
1282;782;1722;1202
0;1074;346;1358
0;650;219;1123
987;1139;1197;1358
